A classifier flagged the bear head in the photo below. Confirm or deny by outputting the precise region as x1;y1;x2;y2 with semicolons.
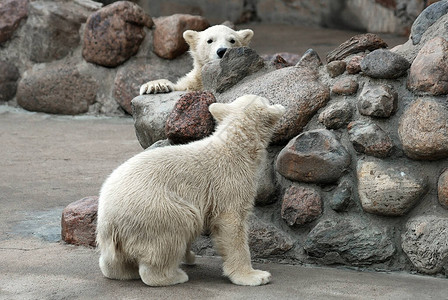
183;25;254;66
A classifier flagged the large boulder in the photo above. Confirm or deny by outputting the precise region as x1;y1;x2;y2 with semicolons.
0;0;28;44
410;0;448;45
360;49;410;79
326;33;387;63
0;61;20;102
348;120;393;158
281;185;322;226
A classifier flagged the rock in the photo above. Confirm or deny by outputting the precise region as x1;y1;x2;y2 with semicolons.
402;216;448;274
360;49;410;79
330;178;352;212
318;100;353;130
153;14;209;60
326;33;388;63
61;196;98;247
276;129;351;183
410;1;448;45
304;217;395;265
24;1;91;63
268;55;291;69
331;77;359;95
82;1;153;67
347;120;393;158
398;98;448;160
357;84;397;118
165;91;216;145
202;47;265;93
131;92;184;149
147;139;172;150
296;49;322;69
407;37;448;96
326;60;346;78
113;55;193;114
262;52;301;67
248;215;293;258
346;55;364;74
0;61;20;102
0;0;28;44
254;148;279;206
281;185;322;226
16;63;98;115
357;158;428;216
215;51;330;144
438;169;448;209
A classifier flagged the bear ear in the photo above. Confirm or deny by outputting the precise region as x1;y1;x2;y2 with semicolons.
209;103;230;123
183;30;198;49
237;29;254;46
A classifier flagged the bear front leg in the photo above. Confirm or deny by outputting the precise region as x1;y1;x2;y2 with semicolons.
139;79;176;95
211;212;271;286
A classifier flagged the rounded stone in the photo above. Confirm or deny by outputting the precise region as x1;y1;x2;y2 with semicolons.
326;60;346;78
347;120;393;158
0;61;20;102
318;100;353;129
346;55;364;74
357;83;397;118
0;0;28;44
281;185;322;226
331;77;358;95
437;169;448;209
360;49;410;79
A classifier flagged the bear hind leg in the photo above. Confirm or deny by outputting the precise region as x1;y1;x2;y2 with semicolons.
99;250;140;280
139;262;188;286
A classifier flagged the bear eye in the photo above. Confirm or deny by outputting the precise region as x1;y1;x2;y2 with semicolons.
230;39;235;44
207;39;213;44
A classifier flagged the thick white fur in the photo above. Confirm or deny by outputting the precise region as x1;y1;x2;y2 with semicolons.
96;95;285;286
139;25;254;94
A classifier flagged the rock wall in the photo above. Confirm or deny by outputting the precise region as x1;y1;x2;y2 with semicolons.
131;2;448;277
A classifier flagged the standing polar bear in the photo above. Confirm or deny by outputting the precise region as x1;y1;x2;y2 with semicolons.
96;95;285;286
139;25;254;94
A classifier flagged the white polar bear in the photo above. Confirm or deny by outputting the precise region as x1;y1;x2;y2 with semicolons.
96;94;285;286
139;25;254;94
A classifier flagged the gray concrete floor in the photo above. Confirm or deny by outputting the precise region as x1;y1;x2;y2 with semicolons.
2;25;447;300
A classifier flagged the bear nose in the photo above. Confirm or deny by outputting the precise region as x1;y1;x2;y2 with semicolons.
217;48;227;58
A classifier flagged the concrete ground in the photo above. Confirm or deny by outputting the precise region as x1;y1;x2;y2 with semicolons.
1;25;447;299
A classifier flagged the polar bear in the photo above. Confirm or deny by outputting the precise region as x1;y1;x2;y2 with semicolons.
139;25;254;94
96;95;285;286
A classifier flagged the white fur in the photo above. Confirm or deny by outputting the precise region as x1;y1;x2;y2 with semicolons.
96;95;285;286
139;25;254;94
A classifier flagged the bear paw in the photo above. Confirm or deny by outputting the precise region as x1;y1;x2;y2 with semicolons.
139;79;175;95
229;269;271;286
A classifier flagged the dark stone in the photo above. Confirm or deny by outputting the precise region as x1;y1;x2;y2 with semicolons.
348;120;393;158
438;169;448;210
165;91;216;144
331;77;358;95
326;33;388;63
0;0;28;44
295;48;322;69
357;84;398;118
304;217;395;265
16;63;98;115
82;1;153;67
276;129;351;183
61;196;98;247
326;60;346;78
410;0;448;45
318;100;353;130
281;185;322;226
360;49;410;79
0;61;20;102
330;179;352;212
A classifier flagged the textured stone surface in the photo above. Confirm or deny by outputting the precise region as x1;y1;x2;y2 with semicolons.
318;100;353;130
0;61;20;102
402;216;448;274
348;120;393;158
165;91;216;144
346;55;364;74
262;52;301;67
304;217;395;265
131;92;184;149
281;185;322;226
0;0;28;44
24;1;91;63
357;159;428;216
357;84;397;118
407;37;448;96
330;178;352;212
61;196;98;247
398;98;448;160
331;77;358;95
438;169;448;209
215;51;330;145
410;0;448;45
248;215;293;258
326;60;346;78
16;63;98;115
276;129;351;183
202;47;265;93
82;1;153;67
360;49;410;79
153;14;209;59
254;148;278;206
326;33;388;63
296;49;322;69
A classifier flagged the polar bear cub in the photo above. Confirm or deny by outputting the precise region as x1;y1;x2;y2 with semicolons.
139;25;254;94
96;94;285;286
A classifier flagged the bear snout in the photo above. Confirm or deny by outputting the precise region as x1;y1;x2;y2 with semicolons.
217;48;227;58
